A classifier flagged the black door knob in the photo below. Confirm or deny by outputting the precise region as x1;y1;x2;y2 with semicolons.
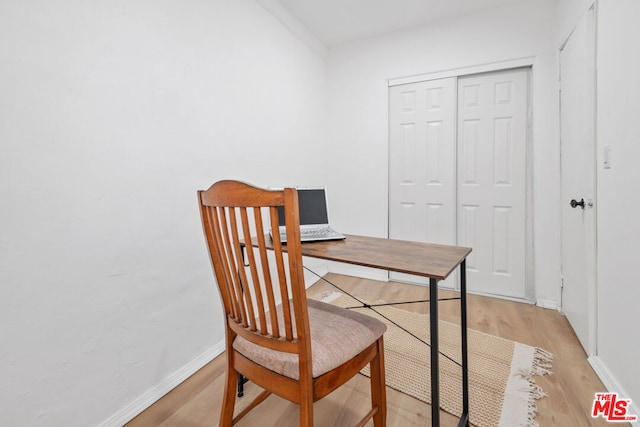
570;198;585;209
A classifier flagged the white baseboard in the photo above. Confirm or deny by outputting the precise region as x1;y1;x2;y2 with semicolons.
303;261;389;285
536;298;560;311
99;342;225;427
327;262;389;282
589;355;640;420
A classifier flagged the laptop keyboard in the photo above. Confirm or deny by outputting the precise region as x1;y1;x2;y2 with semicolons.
279;227;344;242
304;228;335;237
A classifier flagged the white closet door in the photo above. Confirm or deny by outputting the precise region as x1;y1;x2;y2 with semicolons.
388;78;457;287
457;69;528;298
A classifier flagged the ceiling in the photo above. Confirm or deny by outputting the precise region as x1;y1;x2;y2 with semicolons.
276;0;529;47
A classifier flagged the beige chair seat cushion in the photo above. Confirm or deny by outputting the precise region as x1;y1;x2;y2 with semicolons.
233;298;386;380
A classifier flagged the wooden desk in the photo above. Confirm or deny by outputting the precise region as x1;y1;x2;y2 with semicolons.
266;234;472;426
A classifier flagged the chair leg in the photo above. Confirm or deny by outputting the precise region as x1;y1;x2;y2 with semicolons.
370;337;387;427
219;363;238;426
299;400;313;427
299;380;314;427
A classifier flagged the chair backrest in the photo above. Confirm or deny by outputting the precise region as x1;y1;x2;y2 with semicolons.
198;181;311;362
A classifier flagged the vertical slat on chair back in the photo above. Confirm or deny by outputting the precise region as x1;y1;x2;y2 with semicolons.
198;181;308;353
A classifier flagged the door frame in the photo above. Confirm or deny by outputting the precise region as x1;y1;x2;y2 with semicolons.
387;59;535;301
558;3;598;356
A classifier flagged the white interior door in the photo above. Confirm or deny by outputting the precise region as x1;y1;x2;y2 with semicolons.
457;69;529;299
389;78;457;287
560;6;596;355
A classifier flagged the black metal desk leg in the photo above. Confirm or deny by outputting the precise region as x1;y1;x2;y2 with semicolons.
459;260;470;426
430;277;440;426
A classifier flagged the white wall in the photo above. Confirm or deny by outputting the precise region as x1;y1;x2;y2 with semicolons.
556;0;594;41
0;0;327;425
5;0;637;424
594;0;640;408
325;0;561;304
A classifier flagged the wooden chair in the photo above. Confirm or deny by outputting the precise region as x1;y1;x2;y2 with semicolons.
198;180;387;427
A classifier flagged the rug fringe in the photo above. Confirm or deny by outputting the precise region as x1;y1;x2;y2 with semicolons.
513;347;553;426
532;347;554;376
527;401;540;427
500;343;554;427
512;378;546;427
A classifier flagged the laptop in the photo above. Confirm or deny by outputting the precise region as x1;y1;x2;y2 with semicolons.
273;188;345;243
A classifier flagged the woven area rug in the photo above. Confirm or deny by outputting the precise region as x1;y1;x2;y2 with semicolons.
313;291;553;427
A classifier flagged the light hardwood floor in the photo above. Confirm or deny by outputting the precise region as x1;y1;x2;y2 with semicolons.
126;274;620;426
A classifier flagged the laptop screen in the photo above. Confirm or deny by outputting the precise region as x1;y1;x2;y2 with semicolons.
277;188;329;227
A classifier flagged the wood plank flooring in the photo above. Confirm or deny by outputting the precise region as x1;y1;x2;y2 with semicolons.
126;274;620;426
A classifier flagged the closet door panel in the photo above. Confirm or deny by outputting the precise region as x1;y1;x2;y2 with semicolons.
457;69;528;298
389;78;457;287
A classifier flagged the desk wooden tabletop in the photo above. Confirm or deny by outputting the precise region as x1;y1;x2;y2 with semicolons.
262;234;472;281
